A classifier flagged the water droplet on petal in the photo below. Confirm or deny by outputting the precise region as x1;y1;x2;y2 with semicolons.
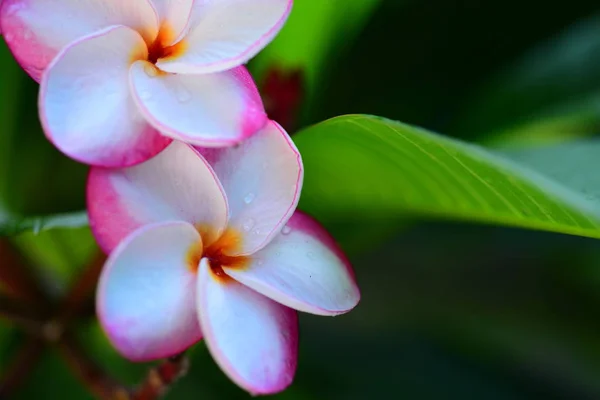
282;225;292;235
253;228;261;235
242;218;255;232
140;90;152;100
244;192;255;204
144;64;158;77
176;85;192;103
307;252;315;260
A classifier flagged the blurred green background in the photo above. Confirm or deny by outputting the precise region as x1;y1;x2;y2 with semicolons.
4;0;600;398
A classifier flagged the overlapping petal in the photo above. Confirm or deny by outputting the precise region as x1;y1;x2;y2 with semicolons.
39;25;170;167
156;0;293;74
97;221;202;361
0;0;158;81
197;120;302;256
130;63;266;147
224;212;360;316
150;0;193;44
196;259;298;395
87;141;227;254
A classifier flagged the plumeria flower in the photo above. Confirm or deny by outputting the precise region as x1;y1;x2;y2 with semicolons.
0;0;292;167
87;121;361;395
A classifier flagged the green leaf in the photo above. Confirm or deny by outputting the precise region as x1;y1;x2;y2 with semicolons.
0;42;88;216
0;210;88;237
456;13;600;146
0;210;94;291
294;115;600;251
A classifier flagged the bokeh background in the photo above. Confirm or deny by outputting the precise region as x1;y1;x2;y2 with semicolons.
4;0;600;398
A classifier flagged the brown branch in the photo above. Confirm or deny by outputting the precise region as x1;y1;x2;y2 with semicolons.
0;239;47;303
56;251;106;324
0;293;46;335
56;332;123;400
0;338;45;397
128;354;190;400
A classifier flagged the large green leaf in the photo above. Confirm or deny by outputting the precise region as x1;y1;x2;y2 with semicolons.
294;115;600;251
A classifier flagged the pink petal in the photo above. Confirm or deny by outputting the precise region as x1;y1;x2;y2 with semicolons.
196;259;298;395
87;141;228;254
39;25;170;167
150;0;193;44
197;120;302;256
156;0;293;74
0;0;158;81
97;221;202;361
130;62;266;147
224;211;360;316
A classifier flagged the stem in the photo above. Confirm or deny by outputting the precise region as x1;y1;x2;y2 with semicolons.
0;293;46;335
0;239;47;302
129;354;190;400
56;252;106;324
56;332;123;400
0;338;45;397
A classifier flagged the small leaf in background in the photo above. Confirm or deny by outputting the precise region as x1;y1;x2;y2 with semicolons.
249;0;382;120
11;226;97;296
0;42;88;217
294;114;600;253
455;13;600;147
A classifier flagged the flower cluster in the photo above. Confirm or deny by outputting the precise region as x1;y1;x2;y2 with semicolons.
1;0;360;395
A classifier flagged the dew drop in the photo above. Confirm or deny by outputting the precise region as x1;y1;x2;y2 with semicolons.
140;90;152;100
282;225;292;235
144;64;158;77
307;252;315;260
176;85;192;103
242;218;255;232
244;192;255;204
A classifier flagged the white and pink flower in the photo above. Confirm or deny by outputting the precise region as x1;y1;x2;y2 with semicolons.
0;0;292;166
87;121;361;395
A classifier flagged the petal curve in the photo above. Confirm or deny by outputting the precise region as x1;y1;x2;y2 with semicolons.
224;211;360;316
197;120;302;256
97;221;202;362
197;258;298;395
39;25;170;167
1;0;158;81
150;0;193;43
87;141;228;254
156;0;292;74
130;62;266;147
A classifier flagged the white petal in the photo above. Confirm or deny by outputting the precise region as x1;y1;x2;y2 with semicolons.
1;0;158;81
87;141;228;254
97;221;202;361
196;259;297;395
156;0;292;74
150;0;193;44
39;25;170;167
225;211;360;316
197;120;302;255
130;62;266;147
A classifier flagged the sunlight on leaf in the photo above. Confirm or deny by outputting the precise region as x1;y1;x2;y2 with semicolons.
295;115;600;251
